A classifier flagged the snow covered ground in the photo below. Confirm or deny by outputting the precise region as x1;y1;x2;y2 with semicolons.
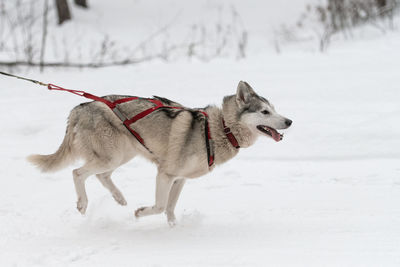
1;1;400;266
1;32;400;266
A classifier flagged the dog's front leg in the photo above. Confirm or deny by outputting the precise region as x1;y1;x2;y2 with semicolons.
135;172;176;218
165;178;186;225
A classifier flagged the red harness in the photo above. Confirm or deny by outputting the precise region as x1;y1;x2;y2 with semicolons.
47;84;240;167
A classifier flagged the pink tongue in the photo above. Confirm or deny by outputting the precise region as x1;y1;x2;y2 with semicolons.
267;127;281;142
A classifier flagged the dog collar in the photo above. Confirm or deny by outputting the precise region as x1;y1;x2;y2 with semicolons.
222;119;240;149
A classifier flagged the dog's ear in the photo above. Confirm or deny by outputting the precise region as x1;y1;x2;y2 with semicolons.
236;81;255;107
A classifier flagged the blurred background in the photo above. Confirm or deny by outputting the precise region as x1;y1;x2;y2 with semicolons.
1;1;400;267
0;0;399;68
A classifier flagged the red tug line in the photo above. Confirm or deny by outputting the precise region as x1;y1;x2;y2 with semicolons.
0;69;240;169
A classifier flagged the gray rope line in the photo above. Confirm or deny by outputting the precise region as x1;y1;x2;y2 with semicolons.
0;71;48;86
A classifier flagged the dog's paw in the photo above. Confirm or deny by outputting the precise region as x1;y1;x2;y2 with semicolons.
166;212;177;227
134;207;146;218
76;199;88;215
168;219;177;227
112;193;127;206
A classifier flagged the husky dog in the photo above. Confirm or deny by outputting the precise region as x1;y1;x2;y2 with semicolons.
28;81;292;225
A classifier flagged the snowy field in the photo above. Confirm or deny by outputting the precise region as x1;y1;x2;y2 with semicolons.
1;1;400;266
1;33;400;266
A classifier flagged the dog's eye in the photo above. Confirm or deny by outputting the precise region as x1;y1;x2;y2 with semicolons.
261;110;270;115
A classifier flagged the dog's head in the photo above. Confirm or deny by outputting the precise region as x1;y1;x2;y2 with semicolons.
231;81;292;142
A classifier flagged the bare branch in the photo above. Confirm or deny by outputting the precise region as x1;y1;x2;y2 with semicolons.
0;56;158;69
40;0;49;72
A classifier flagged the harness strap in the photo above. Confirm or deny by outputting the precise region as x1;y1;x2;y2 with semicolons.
84;93;116;108
48;83;214;167
0;72;215;165
113;97;139;105
222;119;240;149
48;83;151;148
124;104;163;125
204;117;214;166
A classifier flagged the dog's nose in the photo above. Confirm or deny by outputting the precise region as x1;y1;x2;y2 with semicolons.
285;119;292;127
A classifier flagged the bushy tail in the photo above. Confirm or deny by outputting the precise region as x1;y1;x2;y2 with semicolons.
27;126;75;173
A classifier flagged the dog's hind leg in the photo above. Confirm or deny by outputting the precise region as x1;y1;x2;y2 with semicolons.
73;161;116;214
135;171;176;219
96;171;127;206
165;178;186;225
73;166;92;215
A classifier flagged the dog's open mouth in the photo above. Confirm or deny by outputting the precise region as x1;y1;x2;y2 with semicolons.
257;125;283;142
